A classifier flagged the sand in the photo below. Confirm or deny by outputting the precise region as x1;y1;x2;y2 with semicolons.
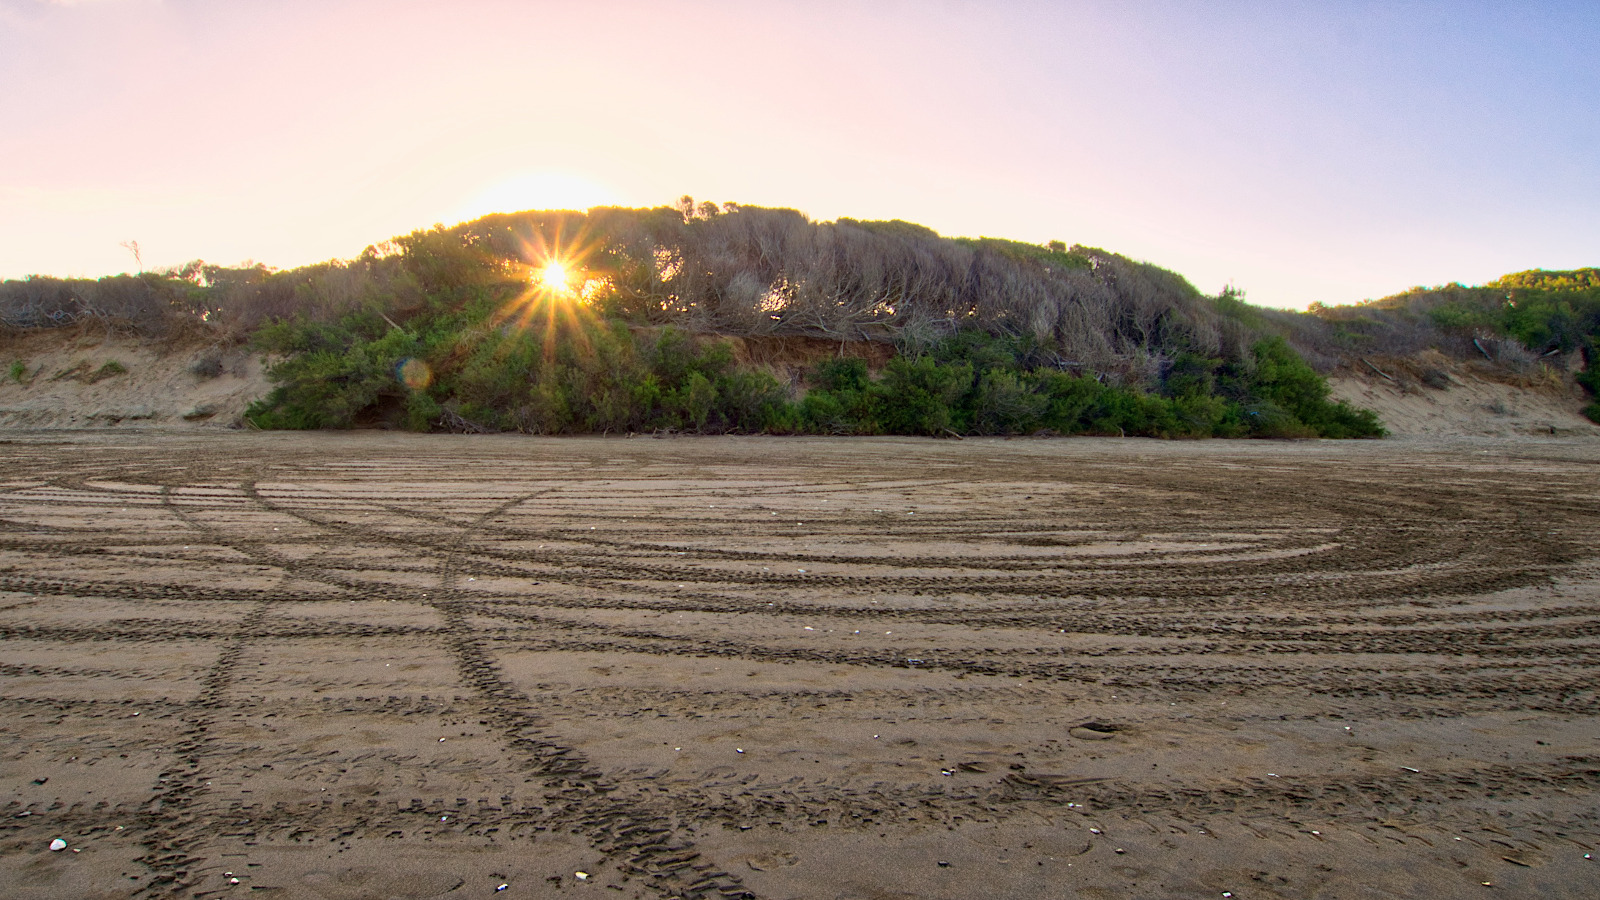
0;327;265;429
1328;355;1599;438
0;430;1597;899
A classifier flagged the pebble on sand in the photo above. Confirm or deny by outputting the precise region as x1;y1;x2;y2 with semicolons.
49;838;67;851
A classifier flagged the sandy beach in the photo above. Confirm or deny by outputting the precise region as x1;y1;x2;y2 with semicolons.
1;431;1596;899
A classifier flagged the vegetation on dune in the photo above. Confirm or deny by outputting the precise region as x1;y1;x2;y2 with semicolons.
1297;268;1600;422
786;333;1380;438
10;198;1588;435
224;201;1380;438
247;311;1380;438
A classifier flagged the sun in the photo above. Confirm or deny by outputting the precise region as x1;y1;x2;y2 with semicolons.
540;260;571;292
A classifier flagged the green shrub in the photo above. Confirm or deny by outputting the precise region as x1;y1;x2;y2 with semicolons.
1428;303;1498;333
1244;401;1320;439
970;369;1046;435
870;355;972;435
1081;387;1175;437
1173;393;1246;437
809;357;871;393
247;347;392;429
403;392;442;431
1243;337;1385;438
713;369;787;432
1034;371;1103;433
680;371;716;431
87;360;128;383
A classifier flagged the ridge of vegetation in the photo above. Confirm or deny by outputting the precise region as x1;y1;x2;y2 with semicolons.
2;200;1588;435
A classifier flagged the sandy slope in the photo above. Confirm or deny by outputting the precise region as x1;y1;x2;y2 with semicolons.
0;327;267;429
1328;352;1599;438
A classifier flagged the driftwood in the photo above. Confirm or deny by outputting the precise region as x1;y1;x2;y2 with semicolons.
438;408;492;434
1361;358;1397;382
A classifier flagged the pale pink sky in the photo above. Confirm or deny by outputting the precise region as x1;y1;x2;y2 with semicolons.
2;0;1596;308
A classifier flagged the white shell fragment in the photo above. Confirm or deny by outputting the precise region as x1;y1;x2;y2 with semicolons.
49;838;67;851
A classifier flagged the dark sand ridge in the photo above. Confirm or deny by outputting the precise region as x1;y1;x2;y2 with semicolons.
0;431;1597;899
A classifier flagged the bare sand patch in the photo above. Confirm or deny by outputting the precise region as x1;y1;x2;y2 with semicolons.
1;431;1597;899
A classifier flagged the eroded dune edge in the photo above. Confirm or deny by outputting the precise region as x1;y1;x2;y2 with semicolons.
1;326;1595;438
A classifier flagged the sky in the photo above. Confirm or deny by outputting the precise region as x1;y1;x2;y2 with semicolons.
1;0;1596;309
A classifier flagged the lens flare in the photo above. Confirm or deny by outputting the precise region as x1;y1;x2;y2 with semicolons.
396;358;432;390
